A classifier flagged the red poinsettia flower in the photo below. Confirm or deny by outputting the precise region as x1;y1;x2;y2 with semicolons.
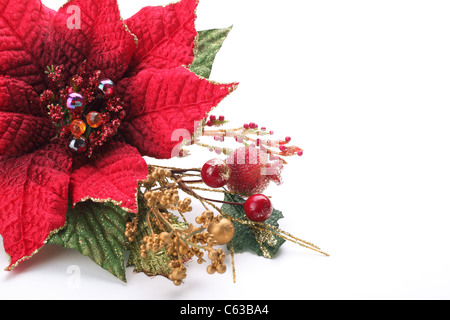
0;0;237;270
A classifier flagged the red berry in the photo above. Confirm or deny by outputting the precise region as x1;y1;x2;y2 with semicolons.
244;194;273;222
225;146;283;196
201;159;231;188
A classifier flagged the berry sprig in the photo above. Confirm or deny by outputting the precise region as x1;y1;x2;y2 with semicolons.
200;157;273;222
194;115;304;163
126;162;328;286
205;114;227;127
127;167;236;286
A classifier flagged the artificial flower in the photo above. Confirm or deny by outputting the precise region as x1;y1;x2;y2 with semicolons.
0;0;236;271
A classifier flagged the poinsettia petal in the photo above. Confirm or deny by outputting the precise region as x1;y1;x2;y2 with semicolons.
0;76;45;116
0;0;55;92
117;66;238;159
44;0;136;83
70;141;148;213
125;0;198;73
0;143;72;270
0;111;56;156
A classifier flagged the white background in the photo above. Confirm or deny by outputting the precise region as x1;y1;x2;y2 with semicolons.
1;0;450;300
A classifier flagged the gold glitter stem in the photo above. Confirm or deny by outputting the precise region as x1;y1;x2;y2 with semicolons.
170;169;329;257
149;164;201;173
257;223;322;250
152;206;209;253
203;199;329;257
189;186;248;196
230;240;236;283
146;211;155;235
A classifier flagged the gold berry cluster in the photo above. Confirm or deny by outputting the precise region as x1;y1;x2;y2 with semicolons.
127;166;235;286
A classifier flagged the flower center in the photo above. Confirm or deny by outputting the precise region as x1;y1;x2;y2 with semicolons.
41;63;125;157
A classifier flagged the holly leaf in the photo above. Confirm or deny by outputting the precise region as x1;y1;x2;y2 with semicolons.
126;193;172;278
191;26;233;79
222;193;286;258
48;200;129;282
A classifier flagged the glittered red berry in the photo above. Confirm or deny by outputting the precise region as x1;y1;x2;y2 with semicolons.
244;194;273;222
225;146;283;196
201;159;231;188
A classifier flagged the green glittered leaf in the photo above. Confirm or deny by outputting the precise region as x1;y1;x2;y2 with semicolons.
222;193;286;259
126;193;172;278
190;26;233;79
47;201;129;282
127;241;172;279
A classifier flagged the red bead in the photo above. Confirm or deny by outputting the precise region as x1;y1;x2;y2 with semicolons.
201;159;230;188
244;194;273;222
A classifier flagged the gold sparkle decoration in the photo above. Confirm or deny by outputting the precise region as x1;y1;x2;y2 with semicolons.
126;166;234;285
124;164;328;286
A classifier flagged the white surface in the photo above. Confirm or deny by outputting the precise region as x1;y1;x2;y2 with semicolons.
1;0;450;300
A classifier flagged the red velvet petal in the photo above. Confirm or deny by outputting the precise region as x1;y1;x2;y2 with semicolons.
0;0;55;92
0;76;45;116
0;111;56;156
44;0;136;83
125;0;198;73
0;143;72;270
117;66;238;159
70;141;148;213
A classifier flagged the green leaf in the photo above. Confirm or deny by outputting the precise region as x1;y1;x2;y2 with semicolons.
191;26;233;79
127;247;172;278
126;194;172;278
222;193;286;259
47;201;129;282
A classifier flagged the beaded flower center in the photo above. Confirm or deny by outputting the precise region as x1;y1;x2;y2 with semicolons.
41;63;125;157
